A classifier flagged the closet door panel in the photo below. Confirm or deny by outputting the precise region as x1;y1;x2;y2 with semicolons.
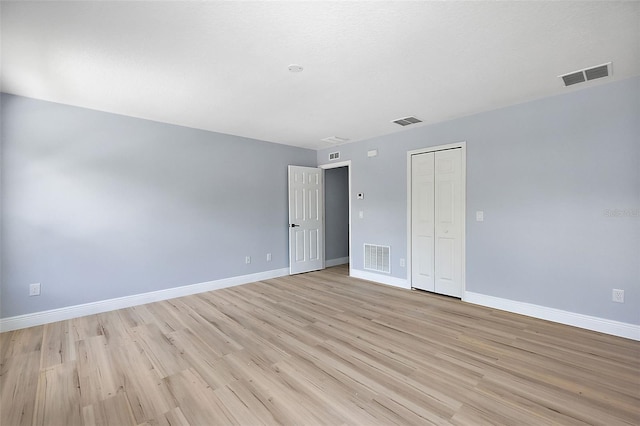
434;149;463;297
411;152;435;292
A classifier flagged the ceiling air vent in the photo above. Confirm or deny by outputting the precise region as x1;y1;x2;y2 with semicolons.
561;71;585;86
392;116;422;126
560;62;611;87
329;152;340;160
585;64;609;81
322;136;349;144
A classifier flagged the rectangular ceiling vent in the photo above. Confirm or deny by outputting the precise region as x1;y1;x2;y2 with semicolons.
329;151;340;160
392;116;422;126
322;136;349;144
584;64;609;81
560;62;611;87
364;244;390;274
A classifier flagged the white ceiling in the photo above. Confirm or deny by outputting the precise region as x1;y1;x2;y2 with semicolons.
2;1;639;150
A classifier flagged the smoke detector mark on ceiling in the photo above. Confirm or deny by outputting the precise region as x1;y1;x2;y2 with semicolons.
321;136;349;144
392;116;422;126
560;62;611;87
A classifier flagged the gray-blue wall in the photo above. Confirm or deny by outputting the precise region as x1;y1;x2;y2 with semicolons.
318;77;640;325
325;166;349;262
1;94;316;318
3;77;638;326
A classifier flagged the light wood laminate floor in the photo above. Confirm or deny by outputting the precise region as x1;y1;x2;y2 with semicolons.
1;265;639;425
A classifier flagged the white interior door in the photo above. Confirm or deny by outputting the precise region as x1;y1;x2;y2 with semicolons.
288;165;324;274
411;148;463;297
411;152;435;291
434;149;463;297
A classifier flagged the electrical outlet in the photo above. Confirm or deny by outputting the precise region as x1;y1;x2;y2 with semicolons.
399;258;406;267
29;283;41;296
266;253;272;262
612;289;624;303
245;256;251;264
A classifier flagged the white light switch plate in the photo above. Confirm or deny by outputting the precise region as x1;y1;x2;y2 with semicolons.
476;211;484;222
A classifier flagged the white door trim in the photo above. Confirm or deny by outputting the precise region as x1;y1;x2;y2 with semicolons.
407;142;466;297
319;160;352;277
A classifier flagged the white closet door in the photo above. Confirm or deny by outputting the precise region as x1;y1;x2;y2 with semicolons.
434;148;463;297
411;152;435;291
411;148;463;297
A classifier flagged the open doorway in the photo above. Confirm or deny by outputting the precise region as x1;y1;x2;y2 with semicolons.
320;161;351;274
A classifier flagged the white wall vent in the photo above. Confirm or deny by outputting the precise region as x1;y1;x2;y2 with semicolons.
322;136;349;144
392;116;422;126
364;244;390;273
560;62;611;87
329;151;340;160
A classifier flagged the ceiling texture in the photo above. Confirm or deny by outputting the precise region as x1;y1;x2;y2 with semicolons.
2;1;639;150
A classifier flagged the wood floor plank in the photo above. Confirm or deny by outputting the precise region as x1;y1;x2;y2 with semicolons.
223;351;345;425
81;392;137;426
317;338;460;422
70;315;104;342
93;311;136;348
0;264;638;425
158;407;191;426
163;368;239;425
111;341;178;424
166;328;240;389
272;357;390;425
0;352;40;426
40;321;76;369
482;369;638;425
214;383;271;426
128;323;191;379
0;326;43;360
76;335;121;406
33;362;83;426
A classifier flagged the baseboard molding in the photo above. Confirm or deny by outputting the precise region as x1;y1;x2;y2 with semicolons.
0;267;290;332
326;257;349;267
464;291;640;341
6;268;634;341
350;269;410;289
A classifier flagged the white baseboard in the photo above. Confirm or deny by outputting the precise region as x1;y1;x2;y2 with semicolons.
0;268;290;333
464;291;640;341
326;257;349;267
350;269;410;289
5;268;635;341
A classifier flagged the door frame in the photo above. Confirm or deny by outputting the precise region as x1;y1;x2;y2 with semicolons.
319;160;352;277
406;142;466;297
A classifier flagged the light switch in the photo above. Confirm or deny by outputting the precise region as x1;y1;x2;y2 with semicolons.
476;211;484;222
359;210;364;219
